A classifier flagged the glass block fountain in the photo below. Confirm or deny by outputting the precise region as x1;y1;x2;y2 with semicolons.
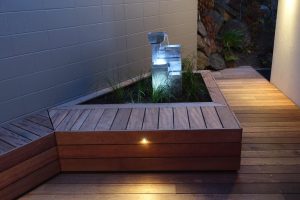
148;32;182;94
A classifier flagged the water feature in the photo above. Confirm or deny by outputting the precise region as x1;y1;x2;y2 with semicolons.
147;32;182;93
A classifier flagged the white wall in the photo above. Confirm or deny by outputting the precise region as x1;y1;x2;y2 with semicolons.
271;0;300;106
0;0;197;123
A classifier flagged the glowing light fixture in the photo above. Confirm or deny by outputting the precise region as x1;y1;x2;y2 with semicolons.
140;138;149;145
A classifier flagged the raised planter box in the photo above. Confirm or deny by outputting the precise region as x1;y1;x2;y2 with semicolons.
50;71;242;171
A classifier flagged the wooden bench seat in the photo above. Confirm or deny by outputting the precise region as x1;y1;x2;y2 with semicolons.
51;71;243;172
0;111;59;200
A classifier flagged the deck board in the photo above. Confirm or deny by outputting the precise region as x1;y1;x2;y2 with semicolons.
2;124;40;140
0;140;14;155
142;108;159;130
71;110;91;131
127;108;145;130
201;107;223;129
25;114;53;129
0;127;31;147
159;108;174;130
187;107;206;129
95;108;117;131
216;106;240;128
111;108;132;130
10;119;52;136
56;110;83;131
50;110;69;129
79;109;104;131
173;107;190;130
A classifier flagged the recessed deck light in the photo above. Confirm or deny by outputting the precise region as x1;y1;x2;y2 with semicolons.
140;138;149;144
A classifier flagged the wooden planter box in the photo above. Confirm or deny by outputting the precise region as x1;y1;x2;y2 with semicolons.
50;71;242;171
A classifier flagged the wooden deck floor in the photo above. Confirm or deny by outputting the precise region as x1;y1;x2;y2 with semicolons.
0;110;53;156
20;67;300;199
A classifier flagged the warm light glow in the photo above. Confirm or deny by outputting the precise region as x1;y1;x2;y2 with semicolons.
272;0;299;66
282;0;298;19
285;0;296;9
271;0;300;106
140;138;149;144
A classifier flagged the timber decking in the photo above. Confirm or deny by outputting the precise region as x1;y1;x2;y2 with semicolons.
51;106;239;131
50;71;242;171
20;66;300;200
0;111;60;200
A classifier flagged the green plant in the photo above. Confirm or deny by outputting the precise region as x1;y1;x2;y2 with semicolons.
151;85;171;103
106;72;126;103
113;87;125;103
220;30;244;65
182;56;211;101
101;56;212;103
136;84;146;103
181;56;201;101
133;76;151;103
182;57;194;71
224;51;239;62
106;80;126;103
221;30;245;51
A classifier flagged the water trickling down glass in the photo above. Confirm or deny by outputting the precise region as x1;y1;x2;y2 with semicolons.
147;32;182;93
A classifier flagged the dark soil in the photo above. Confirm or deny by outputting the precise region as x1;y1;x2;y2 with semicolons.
82;73;212;104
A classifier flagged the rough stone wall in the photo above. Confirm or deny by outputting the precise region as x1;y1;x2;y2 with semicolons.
197;0;277;70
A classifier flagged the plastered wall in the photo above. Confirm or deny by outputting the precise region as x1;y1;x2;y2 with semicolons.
271;0;300;107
